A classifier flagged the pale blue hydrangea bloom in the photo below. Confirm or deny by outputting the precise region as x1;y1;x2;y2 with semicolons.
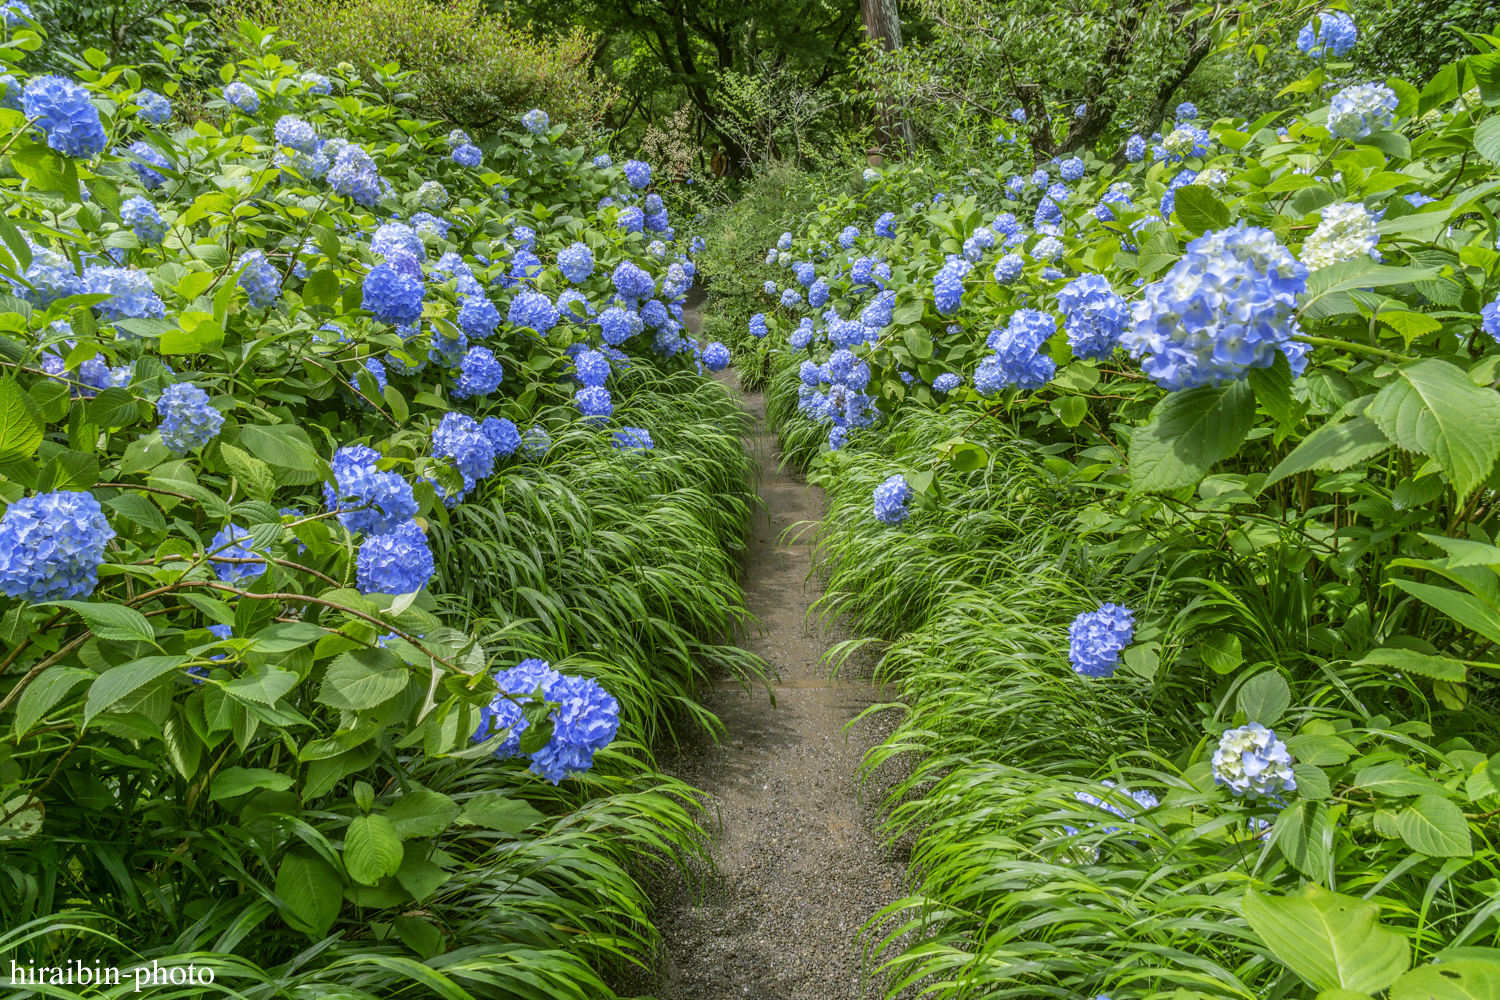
452;144;482;167
433;412;498;490
875;213;897;238
135;89;171;123
453;346;503;399
934;258;972;315
14;247;82;306
574;349;610;387
274;115;317;153
613;426;653;450
301;72;332;94
210;523;266;583
1011;107;1026;122
1059;157;1085;181
85;265;166;320
748;313;768;338
839;225;860;248
558;242;594;283
323;445;419;537
980;308;1057;391
328;145;382;206
473;660;621;783
623;159;652;188
0;491;115;600
1057;273;1128;360
22;75;108;158
780;287;803;308
932;372;961;393
1175;101;1198;120
873;474;911;525
593;153;612;168
414;180;449;210
575;385;612;423
357;520;435;595
458;292;500;339
509;289;558;333
362;262;424;324
521;108;549;133
1067;603;1135;677
1298;11;1357;58
447;128;471;148
238;249;281;309
702;341;731;371
1125;134;1146;162
157;383;224;454
612;260;655;300
599;305;639;345
1328;82;1397;139
222;81;259;113
1481;292;1500;338
1212;723;1297;799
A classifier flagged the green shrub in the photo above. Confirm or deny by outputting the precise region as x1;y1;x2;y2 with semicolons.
230;0;618;131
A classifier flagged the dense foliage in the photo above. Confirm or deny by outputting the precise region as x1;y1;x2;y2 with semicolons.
752;16;1500;998
0;10;755;996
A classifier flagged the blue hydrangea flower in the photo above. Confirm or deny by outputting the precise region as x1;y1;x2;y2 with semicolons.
237;250;281;309
509;289;558;333
1403;192;1436;208
574;349;611;387
780;287;803;308
763;280;778;296
980;309;1057;391
1298;11;1357;58
1175;101;1198;120
23;75;107;159
1069;779;1158;834
861;290;895;329
701;341;731;371
575;385;612;423
157;382;223;453
1031;236;1064;262
623;159;651;188
1059;157;1085;181
328;145;382;206
84;265;165;320
210;523;266;583
805;278;830;309
357;520;435;595
932;372;961;393
593;153;612;168
875;212;897;238
1212;723;1297;799
521;108;549;133
362;357;388;396
993;253;1024;283
934;258;971;315
323;445;419;537
643;209;669;233
1;1;31;26
748;313;768;339
599;305;639;345
135;89;171;123
555;242;595;284
483;416;521;457
1057;273;1127;360
1074;102;1087;117
452;143;482;167
373;221;424;262
1012;107;1026;122
13;247;82;307
301;72;332;94
792;261;816;287
433;411;498;489
1482;292;1500;339
453;346;503;399
1120;223;1308;391
458;292;501;339
0;73;22;111
1328;83;1397;139
1031;169;1049;187
222;81;259;113
873;474;911;525
612;260;655;301
274;115;317;153
838;225;860;248
1125;134;1146;162
414;180;449;211
0;491;115;600
617;206;645;233
473;661;621;783
1160;124;1211;162
362;262;424;325
508;250;543;283
613;426;653;450
1067;603;1135;677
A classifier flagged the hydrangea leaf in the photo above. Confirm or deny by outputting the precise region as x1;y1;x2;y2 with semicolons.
1236;670;1290;726
1269;799;1326;878
456;793;548;834
1243;885;1410;994
386;789;460;840
1390;959;1500;1000
209;765;294;801
1129;381;1255;493
0;376;43;463
82;655;186;725
317;647;409;711
1396;794;1472;857
345;813;404;885
47;600;158;646
1366;360;1500;501
1172;185;1231;234
275;849;343;938
13;666;94;739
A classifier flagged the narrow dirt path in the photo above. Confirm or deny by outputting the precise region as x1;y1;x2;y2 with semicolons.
639;306;907;999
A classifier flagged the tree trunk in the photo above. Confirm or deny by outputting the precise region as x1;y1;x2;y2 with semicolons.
859;0;914;154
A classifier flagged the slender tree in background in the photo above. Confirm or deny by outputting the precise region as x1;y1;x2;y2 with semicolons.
859;0;916;154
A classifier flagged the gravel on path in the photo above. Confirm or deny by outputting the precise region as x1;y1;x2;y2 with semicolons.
633;302;910;1000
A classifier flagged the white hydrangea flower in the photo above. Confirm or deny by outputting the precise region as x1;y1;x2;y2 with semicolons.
1301;202;1382;269
862;167;878;182
777;251;793;266
1211;722;1297;799
1199;169;1230;190
1328;83;1397;139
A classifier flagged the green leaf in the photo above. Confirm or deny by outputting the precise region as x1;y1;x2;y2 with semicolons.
456;793;547;834
34;449;99;493
1359;130;1412;161
345;814;404;885
1248;353;1298;426
159;318;225;355
1397;795;1472;856
28;380;69;423
223;665;300;706
45;600;158;645
396;843;449;901
891;299;924;326
1358;648;1465;682
392;915;443;959
1173;184;1231;233
11;142;79;194
317;647;409;710
210;765;295;801
902;327;933;360
1351;763;1453;798
383;384;409;425
0;376;43;463
220;441;277;502
1294;763;1333;801
245;621;327;653
1391;959;1500;1000
1476;116;1500;168
13;666;93;739
83;655;186;725
1199;631;1244;674
304;267;339;308
1286;733;1356;766
1052;396;1088;427
1237;670;1291;725
275;850;343;938
1392;579;1500;646
1300;260;1441;312
237;423;321;471
1270;799;1326;878
1243;885;1410;994
84;386;140;429
386;789;460;840
1366;360;1500;501
1380;310;1444;346
1130;381;1255;492
1265;417;1392;487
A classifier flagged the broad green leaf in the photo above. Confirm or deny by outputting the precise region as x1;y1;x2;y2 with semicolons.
1421;534;1500;568
392;915;443;959
386;789;460;840
13;666;94;739
396;843;449;901
1476;116;1500;168
1130;381;1255;492
210;765;295;801
317;647;408;710
1392;579;1500;646
1294;763;1332;801
237;422;321;471
0;376;43;463
223;665;299;706
1397;795;1472;856
220;442;277;502
1243;885;1410;993
1199;631;1243;674
43;601;158;645
84;386;140;429
1366;360;1500;501
1381;310;1444;345
159;318;225;354
1248;353;1298;426
1286;733;1355;766
1237;671;1291;725
275;850;343;938
456;793;547;834
1270;799;1326;877
1391;959;1500;1000
891;299;924;326
1300;260;1441;313
1264;417;1391;486
1358;648;1465;682
27;379;69;423
902;327;933;360
1351;763;1453;798
83;655;187;725
1173;184;1231;233
345;814;404;885
246;621;327;653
